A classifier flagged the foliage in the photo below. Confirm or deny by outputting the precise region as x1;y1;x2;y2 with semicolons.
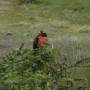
0;48;57;90
0;47;89;90
0;0;90;89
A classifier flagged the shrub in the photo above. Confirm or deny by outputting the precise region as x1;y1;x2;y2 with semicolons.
0;47;89;90
0;48;58;90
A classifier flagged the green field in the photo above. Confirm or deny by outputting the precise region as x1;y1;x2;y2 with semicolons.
0;0;90;89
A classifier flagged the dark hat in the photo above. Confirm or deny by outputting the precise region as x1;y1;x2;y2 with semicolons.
42;32;47;37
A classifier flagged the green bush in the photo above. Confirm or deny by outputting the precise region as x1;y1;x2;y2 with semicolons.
0;48;58;90
0;48;89;90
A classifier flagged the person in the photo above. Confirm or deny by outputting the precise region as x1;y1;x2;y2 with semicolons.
33;31;48;49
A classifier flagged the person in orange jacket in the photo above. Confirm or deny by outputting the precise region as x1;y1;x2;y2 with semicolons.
38;32;48;48
33;31;48;49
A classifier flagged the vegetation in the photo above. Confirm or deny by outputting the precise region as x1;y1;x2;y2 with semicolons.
0;0;90;89
0;47;89;90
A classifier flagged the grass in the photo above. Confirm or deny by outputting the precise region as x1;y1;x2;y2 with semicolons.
0;0;90;88
0;0;90;64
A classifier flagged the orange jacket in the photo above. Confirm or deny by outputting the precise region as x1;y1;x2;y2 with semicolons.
38;35;48;48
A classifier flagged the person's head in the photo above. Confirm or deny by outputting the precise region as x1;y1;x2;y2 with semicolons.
42;32;47;37
39;30;47;37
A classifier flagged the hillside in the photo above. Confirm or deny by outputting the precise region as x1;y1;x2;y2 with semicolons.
0;0;90;89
